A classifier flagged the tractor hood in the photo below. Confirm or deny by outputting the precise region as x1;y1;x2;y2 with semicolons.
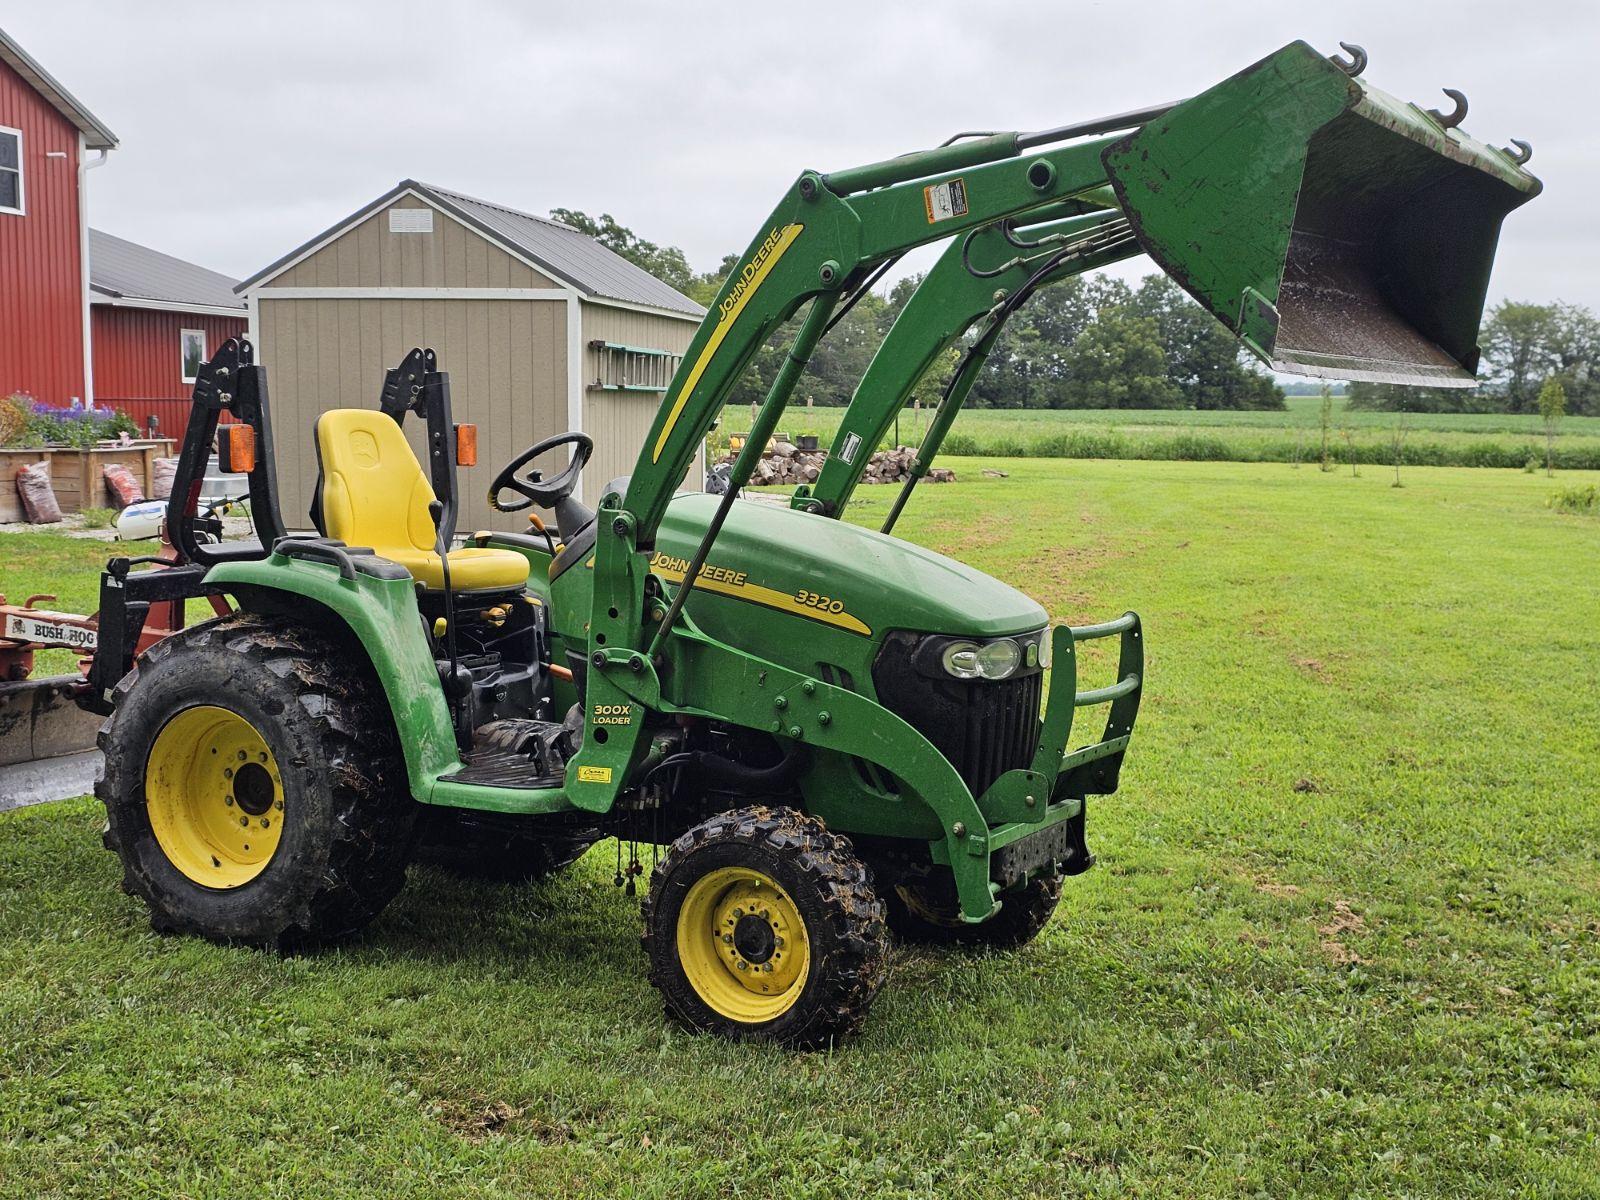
656;493;1046;642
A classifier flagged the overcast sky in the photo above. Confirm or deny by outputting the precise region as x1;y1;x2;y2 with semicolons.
8;1;1594;309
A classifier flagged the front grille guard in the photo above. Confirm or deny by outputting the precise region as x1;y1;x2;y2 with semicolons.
965;611;1143;828
1047;612;1144;801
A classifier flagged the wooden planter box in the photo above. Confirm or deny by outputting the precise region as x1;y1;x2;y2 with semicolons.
2;439;176;522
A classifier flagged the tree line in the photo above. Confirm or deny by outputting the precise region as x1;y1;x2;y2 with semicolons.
557;208;1592;416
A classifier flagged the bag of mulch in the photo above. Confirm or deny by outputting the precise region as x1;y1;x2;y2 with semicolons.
15;460;63;524
103;463;145;509
150;456;179;500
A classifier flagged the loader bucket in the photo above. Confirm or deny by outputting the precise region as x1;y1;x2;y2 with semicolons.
1103;41;1541;386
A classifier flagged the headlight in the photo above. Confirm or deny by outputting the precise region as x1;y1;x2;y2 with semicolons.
940;638;1024;680
975;639;1022;680
941;641;982;679
924;631;1048;681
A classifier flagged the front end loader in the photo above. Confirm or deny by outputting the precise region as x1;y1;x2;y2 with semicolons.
84;41;1538;1047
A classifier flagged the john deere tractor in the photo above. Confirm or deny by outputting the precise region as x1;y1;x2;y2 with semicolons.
86;42;1538;1047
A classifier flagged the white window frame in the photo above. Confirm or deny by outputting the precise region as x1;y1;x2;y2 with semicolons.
180;328;207;383
0;125;23;217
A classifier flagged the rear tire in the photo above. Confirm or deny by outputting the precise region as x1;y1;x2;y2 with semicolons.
642;806;889;1049
97;613;415;949
886;871;1062;949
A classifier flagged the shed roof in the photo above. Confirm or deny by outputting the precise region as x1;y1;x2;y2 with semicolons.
90;228;246;314
238;179;706;320
0;26;117;150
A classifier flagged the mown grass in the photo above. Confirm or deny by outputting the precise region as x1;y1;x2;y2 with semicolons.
717;395;1600;470
3;460;1599;1197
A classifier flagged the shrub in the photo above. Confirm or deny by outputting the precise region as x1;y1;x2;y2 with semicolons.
0;393;31;446
17;400;138;448
1549;485;1599;516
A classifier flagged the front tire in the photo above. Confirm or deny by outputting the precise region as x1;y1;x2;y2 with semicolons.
642;806;889;1048
98;614;415;949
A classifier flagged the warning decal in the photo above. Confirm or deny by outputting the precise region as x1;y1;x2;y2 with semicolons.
923;177;969;223
839;432;862;465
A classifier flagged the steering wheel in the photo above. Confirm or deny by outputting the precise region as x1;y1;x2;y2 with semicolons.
489;432;594;513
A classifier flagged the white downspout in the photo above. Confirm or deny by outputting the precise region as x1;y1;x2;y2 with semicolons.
78;138;109;405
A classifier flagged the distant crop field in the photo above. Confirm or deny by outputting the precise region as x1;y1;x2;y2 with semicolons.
3;460;1598;1196
715;396;1600;470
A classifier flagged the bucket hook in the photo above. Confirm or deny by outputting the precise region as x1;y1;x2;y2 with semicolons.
1330;42;1368;78
1428;88;1469;130
1503;138;1534;166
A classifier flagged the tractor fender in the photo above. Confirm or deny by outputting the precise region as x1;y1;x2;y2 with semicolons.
203;556;459;800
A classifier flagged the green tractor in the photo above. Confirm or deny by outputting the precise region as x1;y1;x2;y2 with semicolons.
86;42;1538;1047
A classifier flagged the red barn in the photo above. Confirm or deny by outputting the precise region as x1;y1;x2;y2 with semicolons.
1;25;244;424
89;229;247;436
0;26;116;406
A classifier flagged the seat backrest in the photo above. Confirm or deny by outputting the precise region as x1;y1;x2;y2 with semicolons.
313;409;437;555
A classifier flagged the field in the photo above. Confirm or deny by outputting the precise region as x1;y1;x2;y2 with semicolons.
715;395;1600;470
3;459;1599;1197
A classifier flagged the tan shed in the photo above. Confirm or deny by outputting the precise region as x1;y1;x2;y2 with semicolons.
236;181;705;531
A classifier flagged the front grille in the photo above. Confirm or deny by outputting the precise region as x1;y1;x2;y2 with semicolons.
872;631;1043;797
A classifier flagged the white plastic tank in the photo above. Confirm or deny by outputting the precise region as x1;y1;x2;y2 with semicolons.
115;500;167;542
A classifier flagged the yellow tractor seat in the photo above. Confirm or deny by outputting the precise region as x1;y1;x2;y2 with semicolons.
312;409;529;592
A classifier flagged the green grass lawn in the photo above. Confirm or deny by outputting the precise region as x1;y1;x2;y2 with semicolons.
718;395;1600;469
3;460;1599;1197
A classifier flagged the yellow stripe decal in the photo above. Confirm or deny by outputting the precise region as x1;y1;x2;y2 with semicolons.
583;551;871;637
651;223;805;463
649;561;871;638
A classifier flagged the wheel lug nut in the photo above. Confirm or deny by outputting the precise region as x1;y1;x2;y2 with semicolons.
274;800;284;811
736;961;747;971
260;819;270;829
722;934;733;944
764;963;773;973
239;816;249;827
732;907;744;918
223;767;233;779
258;752;268;762
237;751;247;761
224;796;234;806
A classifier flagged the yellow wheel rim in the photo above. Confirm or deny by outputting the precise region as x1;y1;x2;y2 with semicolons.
144;706;285;888
676;866;810;1023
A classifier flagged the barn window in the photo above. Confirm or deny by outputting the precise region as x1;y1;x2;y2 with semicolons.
181;329;207;383
0;127;22;215
588;341;680;394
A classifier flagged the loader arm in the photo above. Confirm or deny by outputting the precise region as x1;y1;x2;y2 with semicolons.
799;206;1142;520
621;133;1134;543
